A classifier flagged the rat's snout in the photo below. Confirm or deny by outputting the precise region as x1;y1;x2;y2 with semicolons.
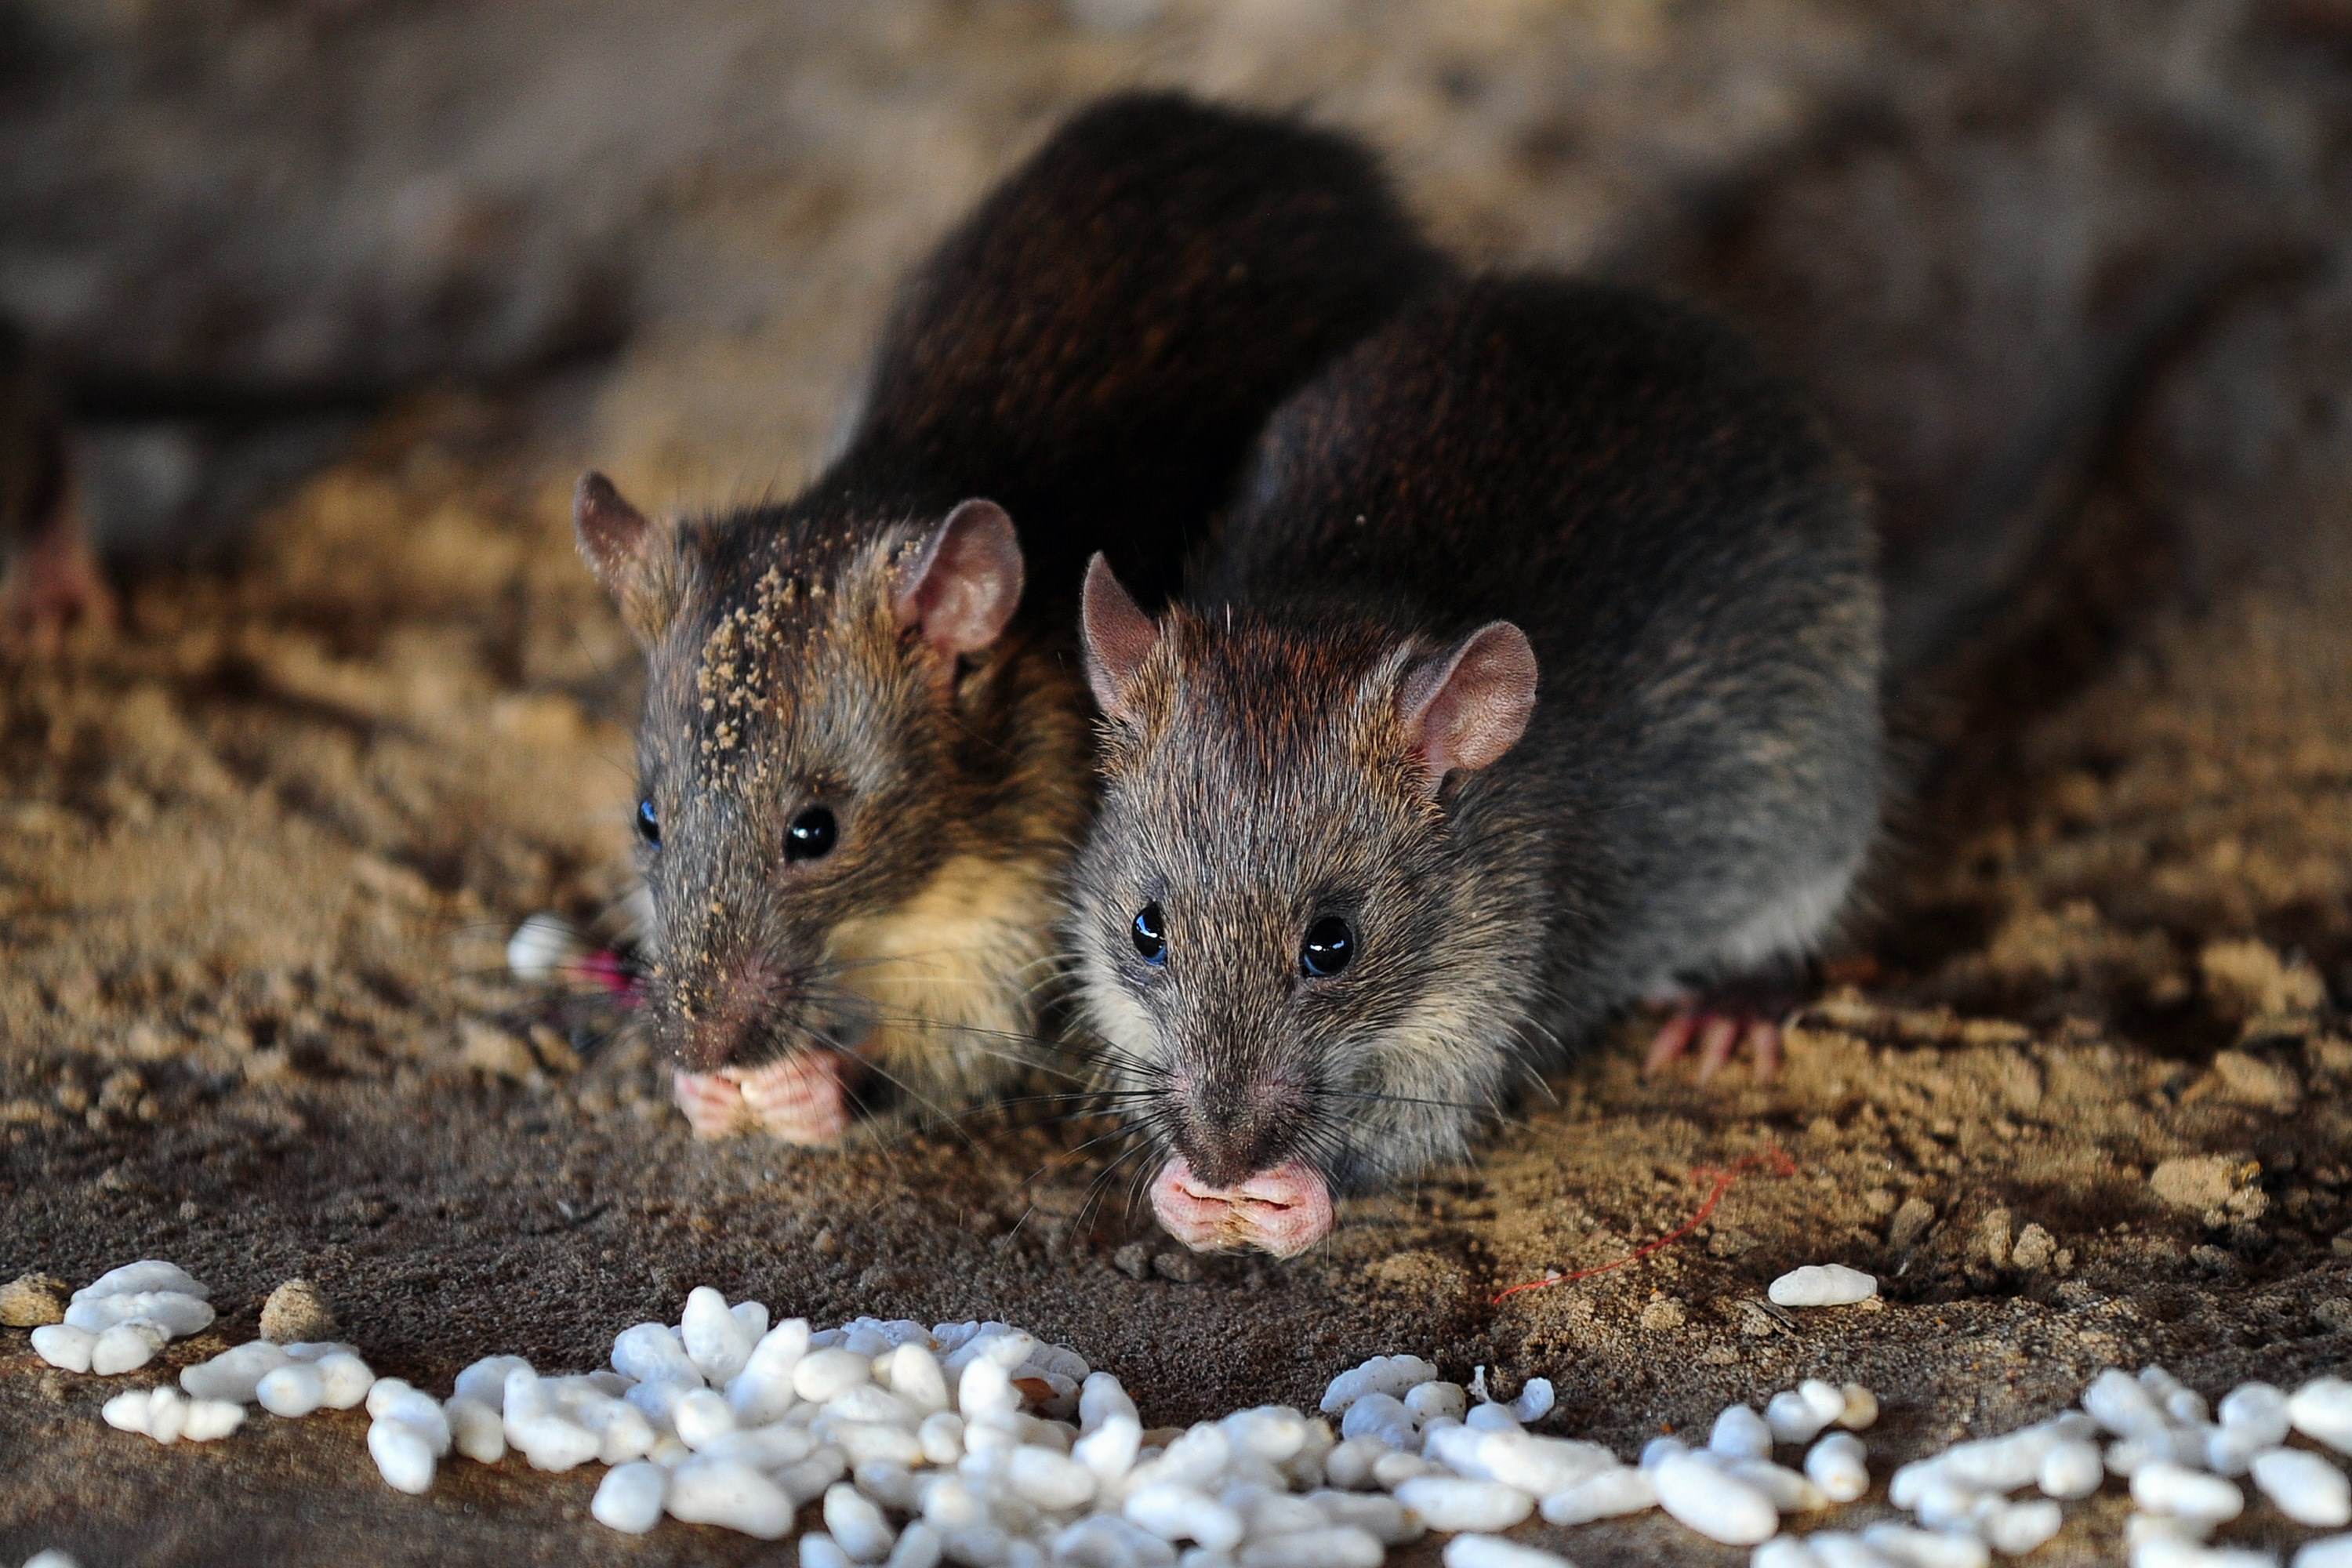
1148;1065;1330;1255
1149;1157;1334;1257
662;948;789;1073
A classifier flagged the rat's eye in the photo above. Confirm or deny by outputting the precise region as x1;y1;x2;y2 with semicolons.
1131;903;1167;967
636;798;661;848
1301;916;1355;978
786;807;838;862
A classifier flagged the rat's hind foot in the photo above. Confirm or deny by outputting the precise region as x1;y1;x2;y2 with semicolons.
1642;1001;1784;1084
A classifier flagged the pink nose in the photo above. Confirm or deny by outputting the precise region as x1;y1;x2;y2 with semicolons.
1149;1157;1334;1258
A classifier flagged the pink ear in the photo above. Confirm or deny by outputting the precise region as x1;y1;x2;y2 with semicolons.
574;470;676;646
1396;621;1537;795
1080;554;1160;720
892;499;1024;655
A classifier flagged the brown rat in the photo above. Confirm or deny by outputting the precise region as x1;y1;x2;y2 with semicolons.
0;321;114;652
574;93;1445;1143
1073;277;1882;1254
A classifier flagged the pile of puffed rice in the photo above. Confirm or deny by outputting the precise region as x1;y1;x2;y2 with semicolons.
16;1258;2352;1568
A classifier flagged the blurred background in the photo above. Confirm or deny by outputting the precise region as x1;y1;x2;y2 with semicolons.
7;0;2345;600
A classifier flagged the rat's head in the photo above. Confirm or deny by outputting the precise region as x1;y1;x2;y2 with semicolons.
575;473;1025;1097
1071;557;1539;1255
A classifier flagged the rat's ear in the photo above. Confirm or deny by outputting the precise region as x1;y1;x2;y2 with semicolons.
1396;621;1537;797
575;471;678;648
1080;554;1159;722
892;498;1024;655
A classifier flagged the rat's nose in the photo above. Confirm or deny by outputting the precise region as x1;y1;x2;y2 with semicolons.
1149;1157;1334;1257
663;948;789;1072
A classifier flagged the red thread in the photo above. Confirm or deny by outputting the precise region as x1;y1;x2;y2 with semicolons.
1490;1145;1796;1305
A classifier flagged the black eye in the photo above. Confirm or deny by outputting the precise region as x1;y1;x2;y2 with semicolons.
1302;916;1355;978
786;806;837;862
636;798;660;848
1131;903;1167;967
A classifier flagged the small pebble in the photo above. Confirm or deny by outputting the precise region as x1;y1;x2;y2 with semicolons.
259;1279;339;1345
23;1552;82;1568
1768;1267;1878;1308
0;1272;67;1327
1441;1537;1573;1568
2251;1447;2351;1527
2294;1537;2352;1568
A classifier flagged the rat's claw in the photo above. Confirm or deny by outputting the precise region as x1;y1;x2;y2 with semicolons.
673;1069;757;1139
1693;1014;1741;1083
1646;1007;1782;1085
731;1053;854;1146
1642;1010;1698;1076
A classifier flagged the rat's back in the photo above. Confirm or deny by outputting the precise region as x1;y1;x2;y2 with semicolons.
835;91;1449;609
1210;277;1884;1025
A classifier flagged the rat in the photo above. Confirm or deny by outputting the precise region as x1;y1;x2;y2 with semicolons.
1072;275;1882;1254
573;92;1445;1144
0;320;114;652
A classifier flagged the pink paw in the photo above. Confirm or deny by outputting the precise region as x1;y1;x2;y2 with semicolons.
1149;1157;1334;1258
673;1069;757;1139
733;1052;854;1146
673;1054;855;1145
1643;1007;1783;1084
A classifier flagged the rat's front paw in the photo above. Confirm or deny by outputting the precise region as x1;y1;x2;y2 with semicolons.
1643;1005;1783;1084
673;1069;758;1138
731;1053;855;1146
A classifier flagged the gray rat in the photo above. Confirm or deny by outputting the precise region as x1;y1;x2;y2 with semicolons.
574;93;1443;1142
0;321;114;652
1073;277;1880;1254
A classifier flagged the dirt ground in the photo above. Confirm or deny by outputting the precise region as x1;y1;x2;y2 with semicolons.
4;2;2351;1564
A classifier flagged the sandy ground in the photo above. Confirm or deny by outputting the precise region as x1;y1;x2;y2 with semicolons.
5;1;2352;1563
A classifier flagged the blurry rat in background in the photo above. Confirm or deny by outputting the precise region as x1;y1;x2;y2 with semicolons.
1072;278;1882;1256
0;321;114;653
572;93;1445;1145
